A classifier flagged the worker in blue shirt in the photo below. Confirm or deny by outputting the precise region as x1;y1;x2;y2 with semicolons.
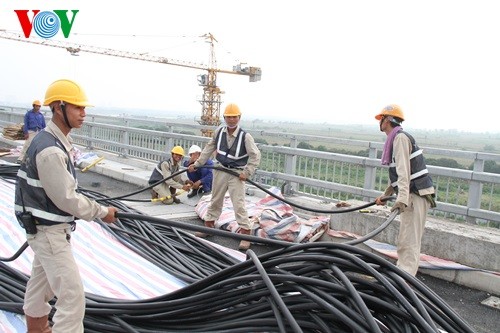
183;144;213;198
17;100;46;163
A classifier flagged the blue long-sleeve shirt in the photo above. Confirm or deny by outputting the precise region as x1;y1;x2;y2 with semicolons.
183;158;214;192
23;109;46;135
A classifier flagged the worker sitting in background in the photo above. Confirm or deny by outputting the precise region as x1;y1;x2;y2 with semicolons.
17;99;46;163
183;144;213;198
149;146;191;204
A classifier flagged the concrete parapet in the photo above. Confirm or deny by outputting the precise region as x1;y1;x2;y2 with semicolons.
76;146;154;187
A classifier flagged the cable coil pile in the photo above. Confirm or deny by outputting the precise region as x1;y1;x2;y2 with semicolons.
0;164;476;332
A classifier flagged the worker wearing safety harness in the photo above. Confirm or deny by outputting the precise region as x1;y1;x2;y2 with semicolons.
188;103;261;250
374;104;436;276
14;79;118;333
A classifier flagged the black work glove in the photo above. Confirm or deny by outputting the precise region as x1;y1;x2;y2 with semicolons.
391;201;407;213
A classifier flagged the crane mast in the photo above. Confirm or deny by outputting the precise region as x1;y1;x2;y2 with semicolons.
0;30;262;137
198;33;221;137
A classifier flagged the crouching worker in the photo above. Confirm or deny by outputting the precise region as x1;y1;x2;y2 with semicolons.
149;145;191;204
183;144;213;198
14;79;118;333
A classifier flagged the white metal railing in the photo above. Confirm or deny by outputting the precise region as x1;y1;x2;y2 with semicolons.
1;109;499;227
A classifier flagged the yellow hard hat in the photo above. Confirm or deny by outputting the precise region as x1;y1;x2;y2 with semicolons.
375;104;405;121
43;79;92;107
32;100;41;106
171;146;185;156
223;103;241;117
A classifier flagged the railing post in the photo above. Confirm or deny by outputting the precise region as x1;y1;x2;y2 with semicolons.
120;129;129;158
283;137;298;195
466;155;484;224
167;126;174;150
363;144;378;201
119;119;130;158
87;124;95;150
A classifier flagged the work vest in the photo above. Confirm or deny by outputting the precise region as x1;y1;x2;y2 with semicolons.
14;130;76;225
215;127;248;168
148;159;178;185
388;130;434;194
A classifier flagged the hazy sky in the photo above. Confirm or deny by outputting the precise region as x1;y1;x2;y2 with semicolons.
0;1;499;133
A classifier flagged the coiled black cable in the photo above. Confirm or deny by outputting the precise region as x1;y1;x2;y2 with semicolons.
0;162;477;332
0;215;477;332
1;161;394;264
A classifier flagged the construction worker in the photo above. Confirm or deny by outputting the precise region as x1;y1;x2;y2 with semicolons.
183;144;213;198
374;104;436;276
188;103;261;250
17;99;46;163
14;79;118;332
149;145;191;204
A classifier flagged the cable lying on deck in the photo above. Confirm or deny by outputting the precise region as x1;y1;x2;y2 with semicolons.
0;163;475;332
1;240;476;333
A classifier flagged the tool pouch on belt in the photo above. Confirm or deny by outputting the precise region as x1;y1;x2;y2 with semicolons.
17;212;38;234
424;194;437;208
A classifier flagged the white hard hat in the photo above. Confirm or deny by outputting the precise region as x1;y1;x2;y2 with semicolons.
188;145;202;155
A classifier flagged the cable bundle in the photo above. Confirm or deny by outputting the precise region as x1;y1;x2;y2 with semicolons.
4;242;473;333
0;166;476;332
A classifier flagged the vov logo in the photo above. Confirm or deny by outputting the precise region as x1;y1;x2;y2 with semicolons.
15;10;79;38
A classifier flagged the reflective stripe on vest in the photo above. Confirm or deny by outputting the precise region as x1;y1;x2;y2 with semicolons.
14;130;75;224
148;159;178;185
388;131;433;192
215;127;249;167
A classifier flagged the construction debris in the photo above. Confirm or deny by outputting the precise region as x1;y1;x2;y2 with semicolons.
2;123;24;140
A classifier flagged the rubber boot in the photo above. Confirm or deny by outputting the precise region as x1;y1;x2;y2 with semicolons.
238;228;251;251
26;315;52;333
195;220;215;238
172;195;181;204
170;187;181;204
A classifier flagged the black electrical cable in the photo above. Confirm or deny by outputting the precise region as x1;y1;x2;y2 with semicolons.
93;167;188;202
0;165;477;332
200;165;396;214
246;249;303;333
1;160;398;263
330;264;383;333
0;241;478;332
343;209;399;245
92;164;396;214
0;242;29;262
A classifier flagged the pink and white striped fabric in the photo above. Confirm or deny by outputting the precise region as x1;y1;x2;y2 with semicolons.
195;187;330;242
0;179;187;333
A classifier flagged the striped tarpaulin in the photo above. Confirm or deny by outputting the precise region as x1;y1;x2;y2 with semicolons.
0;179;187;332
195;187;330;242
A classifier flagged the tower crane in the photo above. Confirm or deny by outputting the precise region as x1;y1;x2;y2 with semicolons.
0;30;262;137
